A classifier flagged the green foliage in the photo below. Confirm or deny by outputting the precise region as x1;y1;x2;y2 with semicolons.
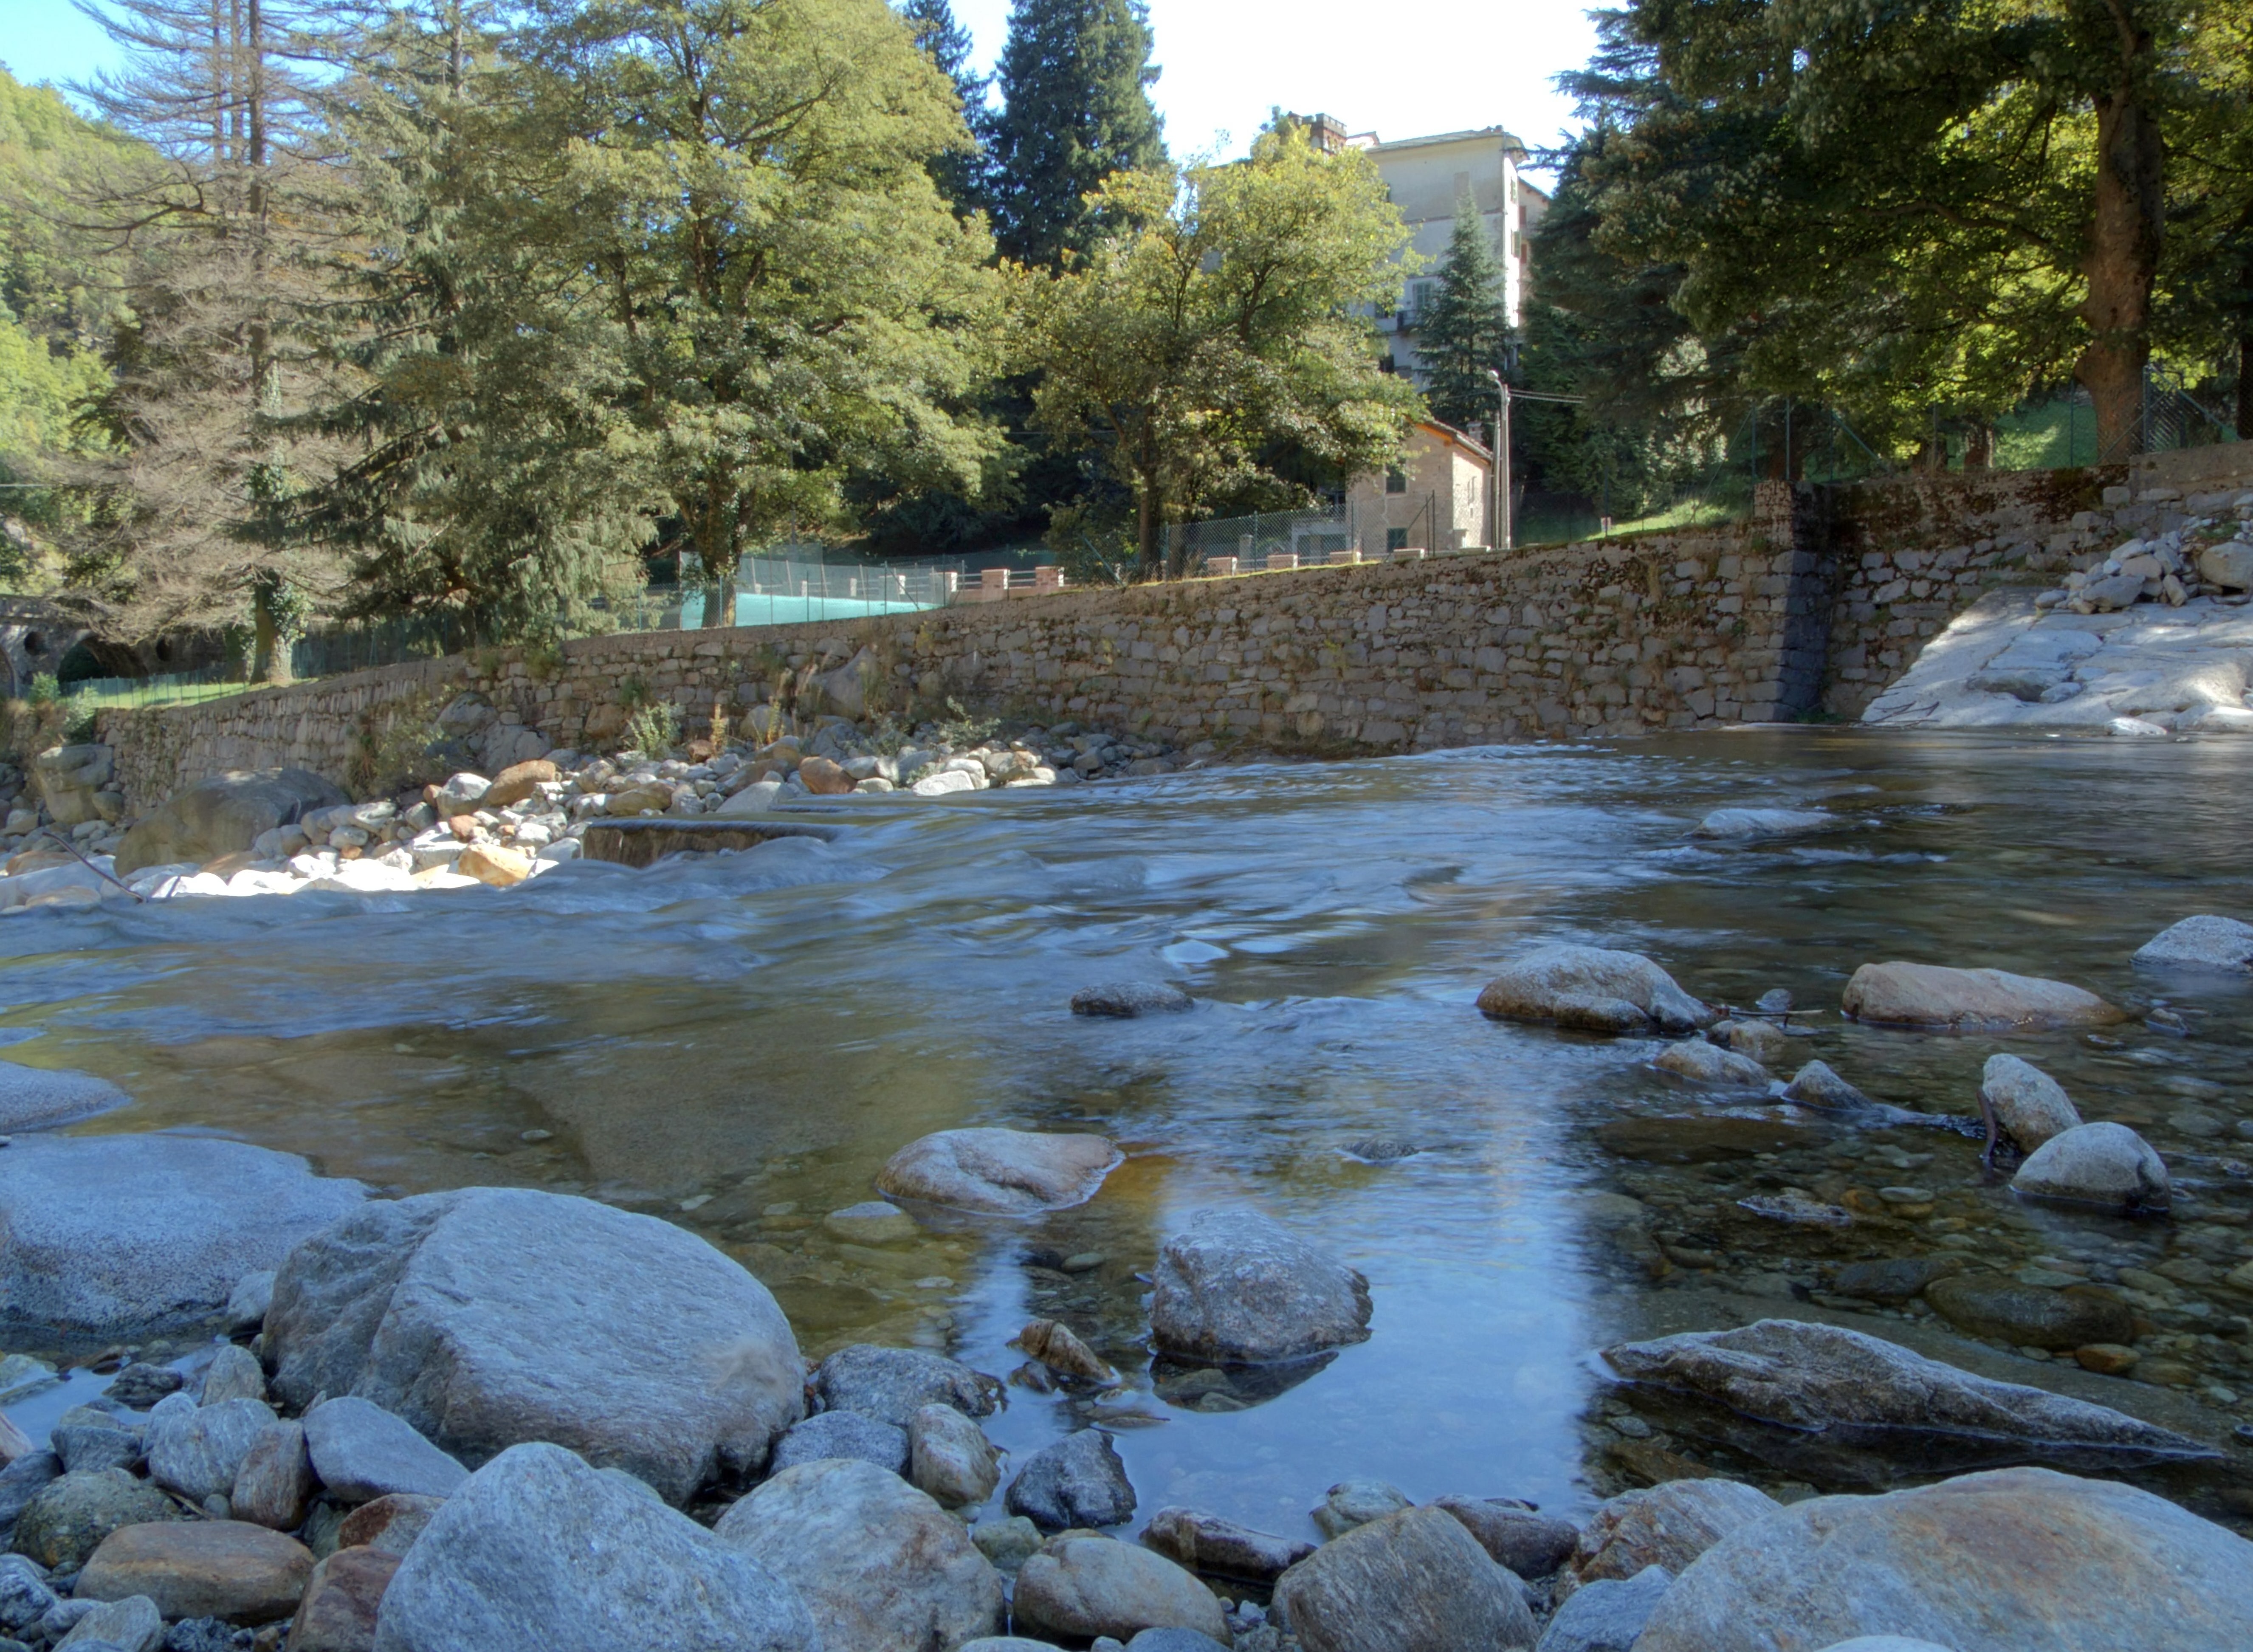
1417;193;1511;435
1025;120;1423;575
622;701;681;758
897;0;987;215
26;673;59;706
984;0;1167;268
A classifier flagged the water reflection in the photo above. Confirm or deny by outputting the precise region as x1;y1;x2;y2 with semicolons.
1;730;2248;1534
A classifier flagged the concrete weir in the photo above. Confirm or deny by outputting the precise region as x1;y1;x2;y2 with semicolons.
578;819;845;868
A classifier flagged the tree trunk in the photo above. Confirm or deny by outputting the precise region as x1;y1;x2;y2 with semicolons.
250;580;291;684
1964;424;1994;470
1136;483;1162;581
2074;38;2164;460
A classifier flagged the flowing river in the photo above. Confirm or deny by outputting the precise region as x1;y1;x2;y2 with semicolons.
4;729;2250;1536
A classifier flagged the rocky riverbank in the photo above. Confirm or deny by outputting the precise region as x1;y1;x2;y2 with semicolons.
0;703;1207;913
3;909;2252;1650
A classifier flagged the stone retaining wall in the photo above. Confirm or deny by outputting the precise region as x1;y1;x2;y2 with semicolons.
95;445;2253;810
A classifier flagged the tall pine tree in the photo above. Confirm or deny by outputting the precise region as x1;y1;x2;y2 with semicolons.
984;0;1165;268
1416;191;1511;433
897;0;985;215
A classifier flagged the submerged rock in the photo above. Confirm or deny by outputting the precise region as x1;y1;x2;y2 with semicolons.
1273;1505;1538;1652
714;1457;1004;1652
1004;1429;1136;1531
266;1187;802;1505
0;1063;128;1133
1829;1255;1966;1304
2012;1122;2170;1213
0;1134;367;1346
370;1442;818;1652
1561;1480;1775;1598
1594;1113;1815;1164
1139;1507;1314;1585
1478;945;1717;1036
1149;1208;1372;1365
1014;1319;1119;1384
1979;1054;2081;1151
811;1345;1002;1429
2131;913;2253;972
875;1128;1123;1214
1841;962;2124;1030
1310;1480;1413;1540
1070;982;1194;1017
1631;1467;2253;1652
1926;1273;2133;1350
1013;1534;1228;1645
1692;807;1836;840
1779;1060;1876;1111
1600;1319;2218;1481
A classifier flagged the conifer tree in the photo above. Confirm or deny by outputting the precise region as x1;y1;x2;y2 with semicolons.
983;0;1165;268
1416;192;1511;434
897;0;986;214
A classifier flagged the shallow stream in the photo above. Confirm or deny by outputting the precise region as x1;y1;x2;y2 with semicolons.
5;729;2251;1538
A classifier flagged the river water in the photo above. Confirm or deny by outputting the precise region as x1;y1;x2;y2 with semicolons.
4;729;2250;1538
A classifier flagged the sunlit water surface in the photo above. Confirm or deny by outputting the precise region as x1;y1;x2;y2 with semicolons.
4;729;2250;1537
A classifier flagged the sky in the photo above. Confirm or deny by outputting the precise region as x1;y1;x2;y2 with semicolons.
2;0;1601;165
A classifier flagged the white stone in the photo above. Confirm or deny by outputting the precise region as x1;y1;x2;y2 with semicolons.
2013;1122;2169;1213
2132;914;2253;972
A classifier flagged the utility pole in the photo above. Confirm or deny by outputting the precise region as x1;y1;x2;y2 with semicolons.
1487;369;1511;551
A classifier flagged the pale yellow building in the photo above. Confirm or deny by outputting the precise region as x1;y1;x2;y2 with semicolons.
1345;420;1494;553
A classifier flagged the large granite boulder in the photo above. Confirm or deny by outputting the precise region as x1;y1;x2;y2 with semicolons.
1600;1319;2218;1481
714;1457;1003;1652
875;1128;1122;1214
113;768;347;877
1272;1506;1539;1652
2132;913;2253;972
1149;1208;1372;1364
1012;1534;1229;1644
1841;962;2124;1030
0;1134;367;1347
2012;1122;2171;1213
0;1063;128;1133
1476;945;1716;1035
1559;1480;1775;1597
369;1443;818;1652
302;1397;470;1503
31;744;114;828
1632;1467;2253;1652
265;1187;802;1505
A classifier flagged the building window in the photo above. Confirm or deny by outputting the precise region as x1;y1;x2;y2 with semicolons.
1379;353;1396;375
1385;466;1407;494
1386;528;1410;551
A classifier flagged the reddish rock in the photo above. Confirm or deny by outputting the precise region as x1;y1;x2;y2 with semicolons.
796;756;855;796
77;1519;314;1622
480;760;558;810
285;1545;399;1652
233;1421;316;1531
335;1494;446;1556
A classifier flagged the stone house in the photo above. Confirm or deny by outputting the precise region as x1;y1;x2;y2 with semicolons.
1346;420;1494;553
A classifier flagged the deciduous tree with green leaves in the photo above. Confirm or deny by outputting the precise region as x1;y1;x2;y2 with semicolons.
1026;120;1422;577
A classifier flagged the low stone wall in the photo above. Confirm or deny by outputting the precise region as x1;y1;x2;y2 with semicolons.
96;444;2253;810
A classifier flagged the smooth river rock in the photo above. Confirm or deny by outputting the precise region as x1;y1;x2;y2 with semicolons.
1841;962;2125;1030
874;1127;1123;1214
145;1393;276;1503
0;1134;367;1346
0;1554;56;1635
1005;1429;1137;1531
1148;1207;1372;1364
1561;1480;1776;1597
1692;807;1836;840
1779;1060;1877;1111
2012;1121;2171;1213
907;1404;999;1508
75;1520;313;1623
715;1457;1004;1652
1272;1505;1539;1652
1632;1467;2253;1652
1430;1496;1581;1579
0;1063;128;1133
113;767;347;877
12;1470;183;1570
2131;913;2253;972
1140;1507;1314;1585
1600;1319;2218;1480
1536;1564;1671;1652
54;1594;161;1652
265;1187;802;1505
1070;982;1195;1017
1477;945;1717;1036
1012;1534;1228;1644
1652;1040;1768;1087
230;1422;315;1531
812;1344;1002;1429
337;1494;447;1557
1979;1054;2081;1151
769;1408;909;1477
287;1545;400;1652
303;1397;470;1503
370;1443;818;1652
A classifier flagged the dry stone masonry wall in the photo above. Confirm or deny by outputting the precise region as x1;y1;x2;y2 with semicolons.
96;447;2253;812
